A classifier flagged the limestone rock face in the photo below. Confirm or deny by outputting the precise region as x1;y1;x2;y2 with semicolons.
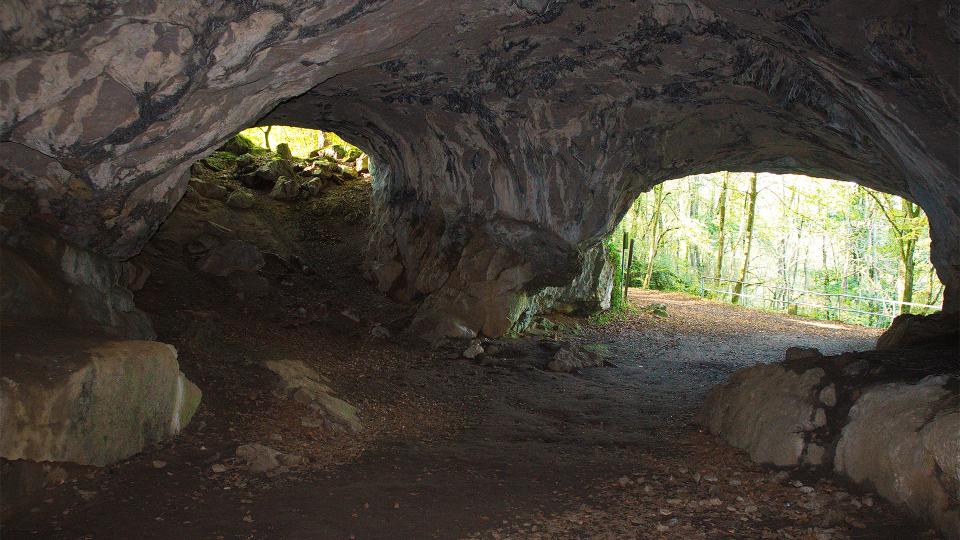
701;349;960;538
502;242;615;334
834;376;960;539
0;338;201;467
699;363;827;466
876;312;960;351
0;231;155;339
1;1;958;337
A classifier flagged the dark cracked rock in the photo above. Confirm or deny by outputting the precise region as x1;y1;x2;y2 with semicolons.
1;1;958;338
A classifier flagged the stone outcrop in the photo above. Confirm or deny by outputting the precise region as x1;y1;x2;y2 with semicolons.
545;343;606;373
264;358;361;433
534;243;615;317
0;336;201;467
876;311;960;350
0;230;155;339
698;362;829;466
700;348;960;537
835;375;959;538
1;1;958;337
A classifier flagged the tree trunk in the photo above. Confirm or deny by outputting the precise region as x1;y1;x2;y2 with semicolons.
261;125;272;151
642;184;666;288
731;173;758;305
897;201;920;314
900;246;915;314
714;174;729;284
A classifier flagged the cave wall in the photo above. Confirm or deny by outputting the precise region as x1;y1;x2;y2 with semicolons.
2;1;957;337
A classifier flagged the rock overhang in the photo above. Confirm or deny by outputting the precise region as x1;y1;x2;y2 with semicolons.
1;0;957;336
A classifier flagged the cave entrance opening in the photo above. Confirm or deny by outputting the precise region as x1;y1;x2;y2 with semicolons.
609;172;943;328
142;125;375;306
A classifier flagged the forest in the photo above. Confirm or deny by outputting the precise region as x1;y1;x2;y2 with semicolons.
611;173;943;327
238;125;356;158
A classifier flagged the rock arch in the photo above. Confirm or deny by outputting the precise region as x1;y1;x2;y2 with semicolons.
2;0;957;337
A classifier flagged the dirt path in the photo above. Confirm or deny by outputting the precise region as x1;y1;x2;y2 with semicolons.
579;290;882;422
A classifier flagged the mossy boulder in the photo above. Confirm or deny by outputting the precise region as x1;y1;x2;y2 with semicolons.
240;159;296;189
226;190;255;209
332;144;362;162
202;151;243;171
220;134;259;156
270;176;301;200
275;142;294;160
356;154;370;173
0;338;201;467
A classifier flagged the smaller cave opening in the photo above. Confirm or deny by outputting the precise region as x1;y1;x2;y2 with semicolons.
606;172;944;329
131;124;413;347
138;122;396;302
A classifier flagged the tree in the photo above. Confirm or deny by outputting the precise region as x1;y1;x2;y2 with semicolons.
260;125;273;151
642;184;674;288
714;173;729;282
862;189;923;313
731;173;758;304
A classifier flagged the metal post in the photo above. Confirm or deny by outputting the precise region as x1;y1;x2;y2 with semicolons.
621;232;628;282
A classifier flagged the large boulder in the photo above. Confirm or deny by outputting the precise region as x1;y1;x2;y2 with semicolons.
220;135;258;156
275;142;294;160
355;154;370;173
0;337;201;467
701;348;960;538
876;312;959;350
188;178;227;200
834;375;960;538
269;176;301;200
225;190;255;209
699;363;828;466
545;343;605;373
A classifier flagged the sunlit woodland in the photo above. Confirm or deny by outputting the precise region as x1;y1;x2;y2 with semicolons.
239;125;357;158
612;173;942;327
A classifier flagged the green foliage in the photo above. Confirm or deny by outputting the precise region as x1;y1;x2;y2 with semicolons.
613;172;943;328
238;126;364;159
204;151;246;171
220;134;263;156
628;259;691;292
606;235;625;312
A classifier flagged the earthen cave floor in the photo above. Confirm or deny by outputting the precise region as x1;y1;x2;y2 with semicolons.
2;188;937;538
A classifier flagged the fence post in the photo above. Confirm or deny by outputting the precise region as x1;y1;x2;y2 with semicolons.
621;232;628;275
